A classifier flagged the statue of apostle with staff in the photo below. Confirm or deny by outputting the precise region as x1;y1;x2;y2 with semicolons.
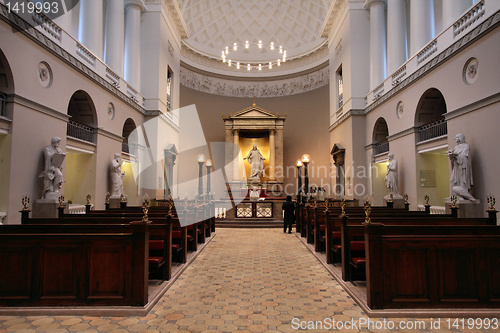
244;145;266;180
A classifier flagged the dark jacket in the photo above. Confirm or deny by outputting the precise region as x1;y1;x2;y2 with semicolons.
282;200;296;223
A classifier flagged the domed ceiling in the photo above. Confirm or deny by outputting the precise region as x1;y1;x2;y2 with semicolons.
177;0;335;78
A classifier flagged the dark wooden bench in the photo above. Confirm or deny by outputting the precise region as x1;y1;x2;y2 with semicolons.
365;223;500;309
0;221;150;307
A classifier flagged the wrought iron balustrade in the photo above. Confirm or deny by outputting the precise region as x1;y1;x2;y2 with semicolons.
67;120;95;143
417;118;447;142
373;140;389;155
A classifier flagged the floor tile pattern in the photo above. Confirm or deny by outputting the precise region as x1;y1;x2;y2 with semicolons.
0;229;497;332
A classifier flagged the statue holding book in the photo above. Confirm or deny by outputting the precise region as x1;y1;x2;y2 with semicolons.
39;137;66;199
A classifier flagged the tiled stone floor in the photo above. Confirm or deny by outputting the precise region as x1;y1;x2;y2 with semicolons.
0;229;498;332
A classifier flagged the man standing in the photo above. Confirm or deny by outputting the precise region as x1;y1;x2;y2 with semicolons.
282;195;295;234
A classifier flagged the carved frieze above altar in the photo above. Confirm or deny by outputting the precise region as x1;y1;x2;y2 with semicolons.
180;66;329;98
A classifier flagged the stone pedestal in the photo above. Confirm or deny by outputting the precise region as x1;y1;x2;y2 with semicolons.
445;199;483;218
33;199;59;218
109;198;122;209
384;195;405;209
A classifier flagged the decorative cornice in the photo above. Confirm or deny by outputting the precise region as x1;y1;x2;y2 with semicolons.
0;4;147;116
321;0;348;38
164;0;188;39
445;91;500;121
95;128;124;143
12;94;70;122
386;127;416;142
328;109;364;132
180;66;329;98
364;8;500;115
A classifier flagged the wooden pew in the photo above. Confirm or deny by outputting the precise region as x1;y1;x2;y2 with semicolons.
22;214;184;278
340;213;497;283
0;221;149;307
364;223;500;309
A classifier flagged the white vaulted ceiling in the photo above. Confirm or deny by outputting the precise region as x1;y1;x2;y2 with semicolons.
177;0;334;77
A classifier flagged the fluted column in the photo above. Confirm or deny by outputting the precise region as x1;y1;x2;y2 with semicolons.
410;0;434;56
387;0;407;74
104;0;125;75
124;0;145;88
78;0;104;58
443;0;473;28
233;129;240;181
366;0;387;90
269;129;276;181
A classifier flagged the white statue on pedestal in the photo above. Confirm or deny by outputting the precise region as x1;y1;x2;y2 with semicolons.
385;153;400;197
448;133;475;201
110;153;125;198
39;137;65;199
244;145;265;180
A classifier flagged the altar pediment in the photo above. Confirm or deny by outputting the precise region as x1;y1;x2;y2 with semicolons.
223;104;286;131
223;105;285;120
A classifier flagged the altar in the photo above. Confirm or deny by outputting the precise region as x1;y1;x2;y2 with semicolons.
223;102;286;196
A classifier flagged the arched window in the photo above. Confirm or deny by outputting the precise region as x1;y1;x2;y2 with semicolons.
415;88;447;142
67;90;97;143
0;49;15;117
372;117;389;155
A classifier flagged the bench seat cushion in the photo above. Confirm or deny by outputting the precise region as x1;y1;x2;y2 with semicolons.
351;257;366;265
149;256;164;264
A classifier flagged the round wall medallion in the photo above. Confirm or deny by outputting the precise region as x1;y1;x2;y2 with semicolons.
463;57;478;85
396;101;404;119
37;61;53;88
107;102;115;120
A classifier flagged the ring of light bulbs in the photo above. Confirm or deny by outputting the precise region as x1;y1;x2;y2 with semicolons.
221;40;287;70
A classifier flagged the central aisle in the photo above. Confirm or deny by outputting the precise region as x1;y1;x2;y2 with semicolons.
153;228;365;332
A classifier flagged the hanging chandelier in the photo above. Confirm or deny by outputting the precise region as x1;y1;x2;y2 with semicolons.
221;40;287;70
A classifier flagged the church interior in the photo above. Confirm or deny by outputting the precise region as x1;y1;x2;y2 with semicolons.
1;0;500;330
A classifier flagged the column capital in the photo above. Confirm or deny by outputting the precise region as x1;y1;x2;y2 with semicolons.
269;128;276;135
364;0;386;8
125;0;146;10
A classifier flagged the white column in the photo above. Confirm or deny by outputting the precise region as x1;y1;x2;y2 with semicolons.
104;0;125;76
410;0;434;56
269;129;276;181
443;0;473;28
233;129;240;181
78;0;104;58
124;0;145;88
366;0;387;90
387;0;407;74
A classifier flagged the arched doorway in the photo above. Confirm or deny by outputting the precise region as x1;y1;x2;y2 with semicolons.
64;90;98;207
122;118;136;154
0;49;14;220
415;88;447;142
414;88;449;207
120;118;140;204
67;90;97;143
371;117;390;204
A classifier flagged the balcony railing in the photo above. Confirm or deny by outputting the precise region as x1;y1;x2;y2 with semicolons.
373;140;389;155
67;120;95;143
417;118;447;142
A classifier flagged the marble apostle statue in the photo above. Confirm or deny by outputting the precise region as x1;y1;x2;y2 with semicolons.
39;137;65;199
384;153;400;197
110;153;125;198
448;133;475;201
244;145;266;180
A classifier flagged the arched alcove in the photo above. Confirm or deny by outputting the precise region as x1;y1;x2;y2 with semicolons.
0;49;15;118
67;90;98;143
122;118;137;154
415;88;447;142
372;117;389;155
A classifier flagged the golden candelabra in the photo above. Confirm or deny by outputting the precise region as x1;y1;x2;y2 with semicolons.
21;194;30;211
86;194;91;205
142;193;150;222
364;202;372;225
404;194;409;205
105;192;111;204
424;194;430;206
450;195;458;208
58;195;65;208
487;195;496;211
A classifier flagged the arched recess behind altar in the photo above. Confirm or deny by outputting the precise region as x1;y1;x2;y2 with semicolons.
223;103;286;195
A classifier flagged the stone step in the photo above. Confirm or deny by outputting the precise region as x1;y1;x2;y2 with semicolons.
216;218;292;228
